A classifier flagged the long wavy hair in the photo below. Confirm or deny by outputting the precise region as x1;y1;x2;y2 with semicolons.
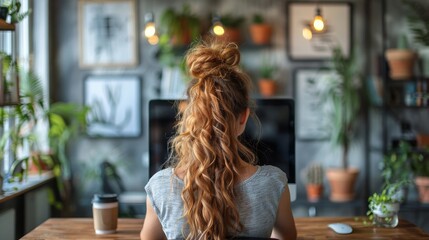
169;40;256;239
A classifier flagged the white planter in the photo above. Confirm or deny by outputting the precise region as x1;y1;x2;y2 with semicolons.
372;202;400;217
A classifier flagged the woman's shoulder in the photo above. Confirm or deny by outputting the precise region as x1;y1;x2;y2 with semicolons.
258;165;288;182
147;168;173;186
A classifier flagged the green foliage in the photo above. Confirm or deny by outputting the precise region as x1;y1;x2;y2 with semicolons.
327;46;362;169
160;4;200;44
252;14;264;24
220;14;245;28
1;0;31;24
367;189;395;219
259;60;277;79
410;149;429;177
397;35;410;49
403;0;429;46
304;163;324;185
382;141;413;187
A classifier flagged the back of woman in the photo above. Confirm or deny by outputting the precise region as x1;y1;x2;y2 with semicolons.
141;39;296;240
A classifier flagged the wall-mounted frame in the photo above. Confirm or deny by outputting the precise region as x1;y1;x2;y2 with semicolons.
294;68;335;140
84;75;142;138
287;2;352;61
78;0;137;68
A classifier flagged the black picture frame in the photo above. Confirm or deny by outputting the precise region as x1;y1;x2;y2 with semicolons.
287;1;353;61
83;75;142;138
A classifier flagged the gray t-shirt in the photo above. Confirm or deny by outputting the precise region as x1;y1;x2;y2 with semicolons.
145;165;287;239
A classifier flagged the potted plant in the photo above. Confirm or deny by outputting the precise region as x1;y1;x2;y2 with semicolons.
367;186;401;228
302;163;324;202
385;35;417;80
403;0;429;76
218;14;245;44
160;4;200;46
410;149;429;203
323;46;361;202
0;0;31;23
257;59;277;97
249;14;272;45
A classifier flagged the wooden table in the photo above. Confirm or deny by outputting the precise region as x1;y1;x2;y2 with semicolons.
21;217;429;239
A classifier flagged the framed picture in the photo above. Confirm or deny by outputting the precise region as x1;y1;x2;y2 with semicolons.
294;68;335;140
78;0;137;68
84;75;142;138
287;2;352;61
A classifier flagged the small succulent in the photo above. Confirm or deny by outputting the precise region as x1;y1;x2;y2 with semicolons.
305;163;324;185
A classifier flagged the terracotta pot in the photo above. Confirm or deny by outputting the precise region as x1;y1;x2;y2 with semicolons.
416;134;429;148
249;24;272;45
217;28;241;44
415;176;429;203
385;49;417;80
258;79;276;97
306;184;323;202
326;168;359;202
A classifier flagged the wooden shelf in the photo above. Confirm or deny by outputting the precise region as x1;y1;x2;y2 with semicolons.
0;19;15;31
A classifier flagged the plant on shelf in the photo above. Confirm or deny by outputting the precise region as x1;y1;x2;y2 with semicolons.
322;46;362;202
385;35;417;80
367;185;401;228
1;0;31;24
403;0;429;77
403;0;429;46
249;14;272;45
160;4;200;46
218;13;245;44
302;163;324;202
410;149;429;203
257;59;277;97
0;49;90;214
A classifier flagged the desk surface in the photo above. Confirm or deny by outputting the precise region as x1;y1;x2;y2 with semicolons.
21;217;429;239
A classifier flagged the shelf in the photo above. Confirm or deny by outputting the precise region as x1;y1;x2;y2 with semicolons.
387;105;429;109
387;77;429;83
0;19;15;31
400;201;429;211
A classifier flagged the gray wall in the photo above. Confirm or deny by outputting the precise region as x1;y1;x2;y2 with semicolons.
50;0;367;216
50;0;428;230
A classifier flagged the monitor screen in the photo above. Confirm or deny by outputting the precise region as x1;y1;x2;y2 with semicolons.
148;98;296;201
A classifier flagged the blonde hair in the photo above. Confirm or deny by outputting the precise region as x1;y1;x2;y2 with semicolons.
169;40;255;239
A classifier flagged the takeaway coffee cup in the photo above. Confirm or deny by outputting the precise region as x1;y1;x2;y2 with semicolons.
92;193;118;234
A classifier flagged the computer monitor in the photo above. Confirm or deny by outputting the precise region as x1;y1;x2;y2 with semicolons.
148;98;296;201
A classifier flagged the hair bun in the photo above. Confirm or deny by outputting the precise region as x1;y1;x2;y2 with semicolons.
186;41;241;79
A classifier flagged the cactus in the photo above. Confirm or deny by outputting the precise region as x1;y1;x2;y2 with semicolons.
306;163;324;185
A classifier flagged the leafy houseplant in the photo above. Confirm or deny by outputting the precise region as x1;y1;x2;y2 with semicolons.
249;14;272;45
403;0;429;77
410;150;429;203
160;4;200;46
1;0;31;23
367;187;400;228
218;14;245;44
257;60;277;97
324;46;361;202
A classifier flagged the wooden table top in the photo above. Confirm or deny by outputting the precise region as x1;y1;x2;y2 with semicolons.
21;217;429;239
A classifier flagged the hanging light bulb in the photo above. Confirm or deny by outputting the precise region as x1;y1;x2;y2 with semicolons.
148;34;159;45
211;14;224;36
302;26;312;40
144;12;156;38
312;7;325;32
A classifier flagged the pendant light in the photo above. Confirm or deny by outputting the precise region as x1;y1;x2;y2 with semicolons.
211;14;224;36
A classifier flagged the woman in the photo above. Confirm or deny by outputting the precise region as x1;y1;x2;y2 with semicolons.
141;40;296;240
